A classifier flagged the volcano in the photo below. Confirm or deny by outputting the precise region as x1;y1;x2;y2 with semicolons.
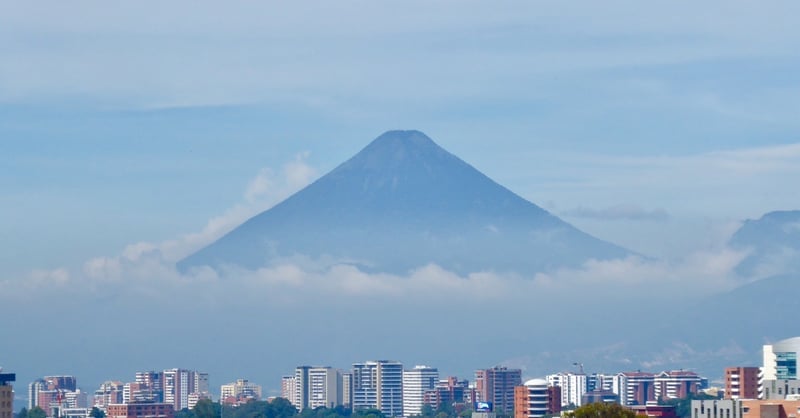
178;130;631;275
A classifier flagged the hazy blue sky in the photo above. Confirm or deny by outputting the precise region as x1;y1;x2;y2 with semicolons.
2;0;800;396
3;1;800;276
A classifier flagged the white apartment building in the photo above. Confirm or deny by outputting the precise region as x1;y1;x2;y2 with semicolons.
220;379;262;402
546;373;586;407
342;372;353;408
281;376;297;405
292;367;343;410
402;366;438;417
309;368;342;409
353;360;403;417
163;369;207;411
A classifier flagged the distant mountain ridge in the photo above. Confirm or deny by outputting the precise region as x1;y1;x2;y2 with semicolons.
729;210;800;278
178;130;632;275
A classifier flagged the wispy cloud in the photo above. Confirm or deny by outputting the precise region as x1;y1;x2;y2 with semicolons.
128;152;318;263
562;204;670;222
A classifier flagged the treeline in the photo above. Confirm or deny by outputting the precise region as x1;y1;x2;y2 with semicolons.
177;399;483;418
178;399;390;418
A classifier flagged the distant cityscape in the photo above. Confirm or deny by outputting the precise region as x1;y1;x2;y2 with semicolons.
4;337;800;418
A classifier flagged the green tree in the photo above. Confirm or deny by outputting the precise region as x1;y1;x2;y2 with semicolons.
193;399;220;418
17;407;28;418
565;402;638;418
90;407;106;418
27;407;46;418
175;408;197;418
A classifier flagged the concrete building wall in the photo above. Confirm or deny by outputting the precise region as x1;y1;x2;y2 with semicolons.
690;399;741;418
0;384;13;418
760;380;800;400
725;367;759;400
742;399;800;418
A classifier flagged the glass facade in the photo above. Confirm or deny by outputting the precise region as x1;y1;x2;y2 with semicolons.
776;352;797;379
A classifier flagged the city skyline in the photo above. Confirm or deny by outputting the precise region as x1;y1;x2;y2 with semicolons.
3;1;800;411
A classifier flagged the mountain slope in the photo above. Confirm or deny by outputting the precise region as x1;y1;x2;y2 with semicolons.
178;130;632;275
730;210;800;278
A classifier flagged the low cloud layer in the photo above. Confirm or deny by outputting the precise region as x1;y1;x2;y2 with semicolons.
0;153;790;397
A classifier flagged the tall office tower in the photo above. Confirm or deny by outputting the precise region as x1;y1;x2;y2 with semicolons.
132;371;163;403
63;390;88;408
135;372;163;393
342;372;353;408
402;366;438;417
192;372;209;396
654;371;703;401
1;372;15;418
308;368;342;409
614;372;656;406
725;367;759;400
353;361;404;417
281;376;297;405
163;369;206;411
220;379;262;404
94;381;124;409
546;373;587;408
587;374;615;393
475;367;522;413
28;379;46;409
44;376;77;391
424;377;470;410
514;379;560;418
294;366;311;410
763;338;800;381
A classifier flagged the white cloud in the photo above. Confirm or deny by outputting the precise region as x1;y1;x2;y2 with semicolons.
127;153;318;263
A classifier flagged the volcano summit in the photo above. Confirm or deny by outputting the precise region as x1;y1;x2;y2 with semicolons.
178;130;631;275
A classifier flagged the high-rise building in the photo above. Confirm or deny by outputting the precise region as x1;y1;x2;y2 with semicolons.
614;372;655;406
221;379;262;405
475;367;522;414
342;372;353;408
94;381;124;410
654;371;703;401
546;373;587;408
308;368;342;409
63;390;88;408
28;379;45;410
289;367;344;410
1;372;15;418
353;360;404;417
423;377;472;410
294;366;311;410
588;374;615;393
402;366;438;417
44;377;77;392
281;376;297;405
193;372;209;396
162;369;207;411
724;367;759;400
513;379;559;418
763;338;800;381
